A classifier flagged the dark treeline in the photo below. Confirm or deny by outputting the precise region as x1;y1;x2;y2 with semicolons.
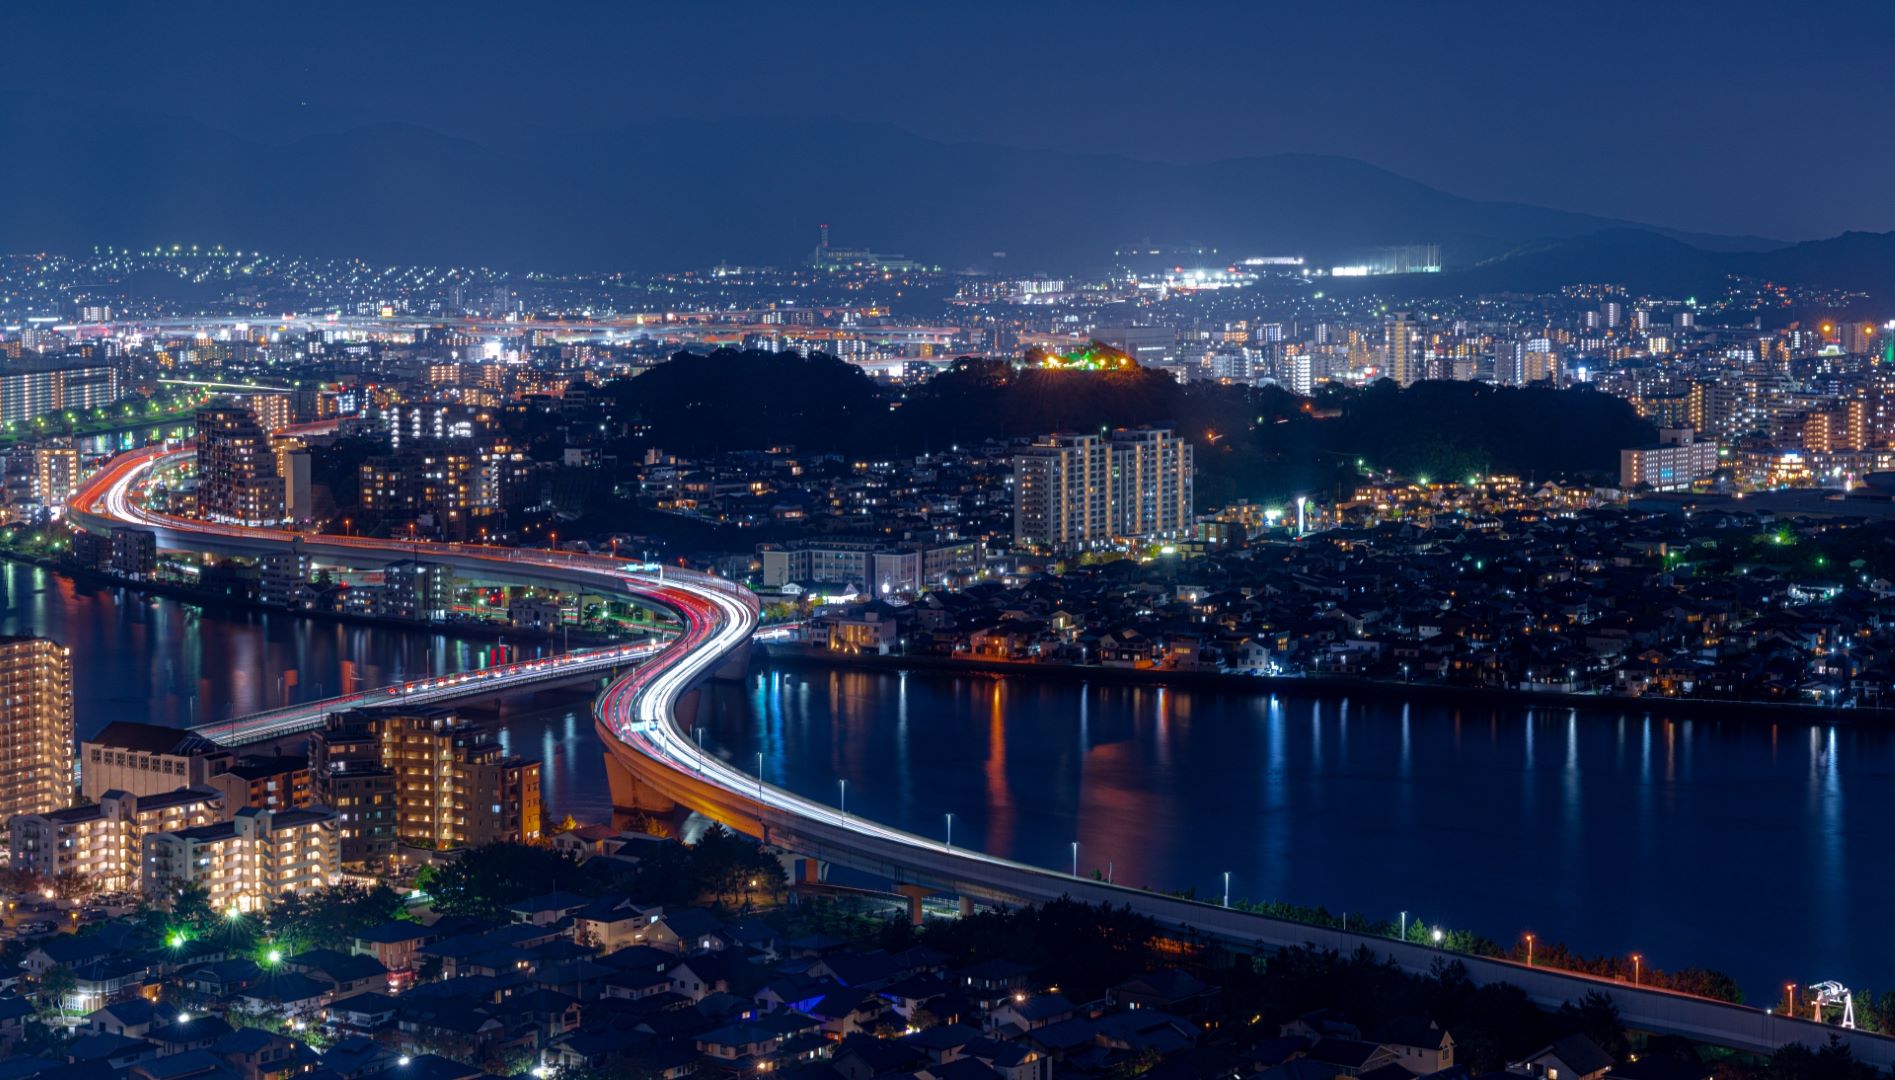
606;349;1656;506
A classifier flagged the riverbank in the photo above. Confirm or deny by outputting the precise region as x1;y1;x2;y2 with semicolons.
0;549;631;649
0;403;200;448
757;643;1895;725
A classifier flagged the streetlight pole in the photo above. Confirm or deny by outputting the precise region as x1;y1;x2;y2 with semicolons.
756;752;764;802
1400;911;1407;941
1222;871;1230;909
1632;953;1641;987
945;813;953;851
838;779;847;819
1525;933;1534;967
1071;841;1079;877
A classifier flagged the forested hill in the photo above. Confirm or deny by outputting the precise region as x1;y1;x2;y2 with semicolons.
606;349;1655;505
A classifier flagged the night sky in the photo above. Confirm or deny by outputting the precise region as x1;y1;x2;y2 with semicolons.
5;0;1892;241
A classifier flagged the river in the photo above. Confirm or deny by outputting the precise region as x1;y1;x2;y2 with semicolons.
0;561;619;816
9;561;1884;1002
695;665;1892;1005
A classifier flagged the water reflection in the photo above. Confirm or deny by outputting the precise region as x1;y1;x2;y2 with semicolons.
0;560;548;739
702;664;1895;1002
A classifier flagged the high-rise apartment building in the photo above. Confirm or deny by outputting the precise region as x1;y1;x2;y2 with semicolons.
310;706;542;872
1385;313;1418;386
196;405;285;525
306;718;395;874
1013;433;1114;554
1013;428;1195;553
0;636;74;827
0;357;120;424
32;447;80;505
225;392;293;435
1109;426;1196;540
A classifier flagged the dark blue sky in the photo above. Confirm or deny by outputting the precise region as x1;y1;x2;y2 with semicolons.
7;0;1890;241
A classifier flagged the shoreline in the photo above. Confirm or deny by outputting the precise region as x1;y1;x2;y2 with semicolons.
0;549;626;649
756;644;1895;725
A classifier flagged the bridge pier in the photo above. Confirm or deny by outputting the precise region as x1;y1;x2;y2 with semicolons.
777;854;826;885
712;640;752;683
894;884;932;926
601;742;679;822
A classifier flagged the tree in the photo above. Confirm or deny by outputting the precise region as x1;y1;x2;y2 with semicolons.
36;965;76;1016
426;843;598;918
686;826;786;908
51;871;99;903
1559;991;1628;1059
0;867;44;897
1768;1037;1880;1080
171;882;215;929
267;882;408;953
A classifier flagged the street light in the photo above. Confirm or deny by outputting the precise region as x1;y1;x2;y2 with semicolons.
945;813;954;851
838;779;847;819
1632;953;1642;986
1399;911;1407;941
1223;871;1231;909
1432;928;1444;947
1525;933;1534;967
756;752;764;801
1071;841;1079;877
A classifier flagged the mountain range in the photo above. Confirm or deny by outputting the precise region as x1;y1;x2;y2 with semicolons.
1;95;1890;301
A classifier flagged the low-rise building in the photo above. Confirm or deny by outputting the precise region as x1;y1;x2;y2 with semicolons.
141;806;340;914
10;787;223;890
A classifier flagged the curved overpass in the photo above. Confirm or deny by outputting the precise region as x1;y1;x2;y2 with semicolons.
67;444;1895;1066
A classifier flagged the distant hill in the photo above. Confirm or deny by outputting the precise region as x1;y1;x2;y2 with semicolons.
1353;227;1895;306
0;96;1791;274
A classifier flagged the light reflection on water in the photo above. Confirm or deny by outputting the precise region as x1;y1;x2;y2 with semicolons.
700;664;1893;1002
13;556;1885;1003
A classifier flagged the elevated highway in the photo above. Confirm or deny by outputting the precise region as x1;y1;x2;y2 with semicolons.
67;444;1895;1066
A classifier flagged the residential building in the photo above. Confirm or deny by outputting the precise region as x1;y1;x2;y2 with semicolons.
1013;428;1194;553
197;404;285;525
757;537;984;595
1385;312;1417;386
141;806;340;913
206;755;314;819
0;356;120;424
10;787;223;890
1620;428;1721;491
0;634;74;826
307;724;396;875
110;528;158;580
33;446;80;504
311;706;541;861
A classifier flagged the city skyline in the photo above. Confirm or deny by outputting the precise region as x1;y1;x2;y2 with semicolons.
1;5;1894;1076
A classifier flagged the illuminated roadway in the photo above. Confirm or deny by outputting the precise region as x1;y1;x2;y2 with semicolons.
66;443;1895;1066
